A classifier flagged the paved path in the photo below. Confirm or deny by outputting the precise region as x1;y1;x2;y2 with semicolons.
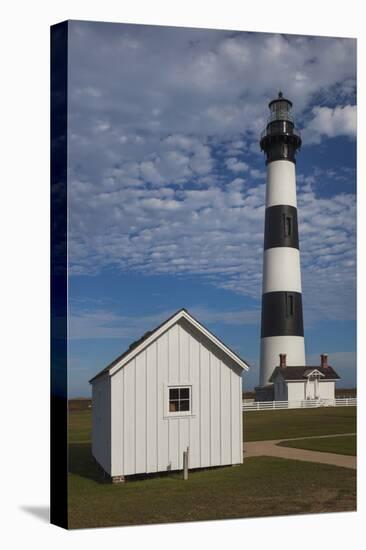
244;433;356;470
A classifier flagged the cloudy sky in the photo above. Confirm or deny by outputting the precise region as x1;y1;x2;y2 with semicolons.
66;21;356;396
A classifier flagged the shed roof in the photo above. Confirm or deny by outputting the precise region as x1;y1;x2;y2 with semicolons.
269;365;340;382
89;308;250;383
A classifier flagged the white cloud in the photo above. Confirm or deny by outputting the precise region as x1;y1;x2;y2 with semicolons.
69;305;260;340
69;24;356;150
69;309;168;340
66;23;356;324
303;105;357;144
250;168;265;180
139;160;165;185
190;306;260;326
225;157;249;172
68;166;356;323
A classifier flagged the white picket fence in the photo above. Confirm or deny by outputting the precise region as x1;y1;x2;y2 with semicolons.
242;397;357;411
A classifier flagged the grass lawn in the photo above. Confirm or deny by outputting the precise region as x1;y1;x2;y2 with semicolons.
69;443;356;529
244;407;356;441
68;409;92;443
68;407;356;529
278;435;356;456
69;406;357;445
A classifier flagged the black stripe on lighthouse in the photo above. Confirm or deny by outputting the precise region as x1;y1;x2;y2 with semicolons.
264;205;299;249
261;291;304;338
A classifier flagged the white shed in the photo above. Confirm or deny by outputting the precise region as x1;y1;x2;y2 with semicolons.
89;308;249;482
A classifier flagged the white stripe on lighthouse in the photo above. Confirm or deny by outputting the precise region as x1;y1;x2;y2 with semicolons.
262;247;302;294
260;336;306;387
266;160;297;208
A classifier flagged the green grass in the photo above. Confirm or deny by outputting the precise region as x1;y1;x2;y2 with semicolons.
69;406;357;445
278;435;356;456
244;407;356;441
68;443;356;529
68;407;356;528
68;409;92;443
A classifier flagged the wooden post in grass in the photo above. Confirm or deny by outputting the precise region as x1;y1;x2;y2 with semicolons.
183;449;189;480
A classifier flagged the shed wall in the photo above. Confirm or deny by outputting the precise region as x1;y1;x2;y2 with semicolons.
287;380;306;401
110;320;243;477
274;375;288;401
319;381;335;400
91;375;111;474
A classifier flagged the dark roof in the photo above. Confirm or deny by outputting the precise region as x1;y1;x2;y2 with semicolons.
89;308;251;384
269;365;340;382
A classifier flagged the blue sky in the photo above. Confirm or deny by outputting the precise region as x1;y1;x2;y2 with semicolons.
66;21;356;396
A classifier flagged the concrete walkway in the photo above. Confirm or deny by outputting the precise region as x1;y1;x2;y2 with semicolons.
244;433;356;470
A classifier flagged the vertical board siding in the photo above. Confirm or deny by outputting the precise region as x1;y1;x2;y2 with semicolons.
107;321;244;476
123;359;135;475
157;333;169;471
169;418;179;470
168;324;179;381
189;334;200;468
210;354;221;465
200;343;211;467
239;375;243;462
146;343;158;472
220;363;232;465
111;370;124;476
135;351;147;473
179;325;190;382
231;369;241;464
179;418;190;469
91;376;111;474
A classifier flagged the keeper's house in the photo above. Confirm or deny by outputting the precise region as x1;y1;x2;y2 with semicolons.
89;308;249;482
269;353;340;403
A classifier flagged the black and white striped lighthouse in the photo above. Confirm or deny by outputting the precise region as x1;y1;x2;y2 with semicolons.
258;92;305;391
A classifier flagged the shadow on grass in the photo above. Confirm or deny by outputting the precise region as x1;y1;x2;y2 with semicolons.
68;442;110;484
68;442;230;484
69;442;184;484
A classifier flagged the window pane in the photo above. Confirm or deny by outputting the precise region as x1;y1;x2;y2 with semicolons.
169;400;179;412
286;294;294;316
283;214;292;237
168;386;191;413
169;388;179;400
180;387;190;399
179;399;190;411
286;216;292;236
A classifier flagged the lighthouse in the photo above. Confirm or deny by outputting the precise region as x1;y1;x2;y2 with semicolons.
256;92;305;400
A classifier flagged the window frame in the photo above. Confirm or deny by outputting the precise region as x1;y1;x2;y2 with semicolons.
283;213;292;237
286;292;294;317
165;384;193;417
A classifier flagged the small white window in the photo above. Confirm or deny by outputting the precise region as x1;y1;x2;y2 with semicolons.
168;386;191;413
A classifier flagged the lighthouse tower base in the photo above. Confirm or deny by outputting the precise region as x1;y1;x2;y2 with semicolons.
254;384;274;402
